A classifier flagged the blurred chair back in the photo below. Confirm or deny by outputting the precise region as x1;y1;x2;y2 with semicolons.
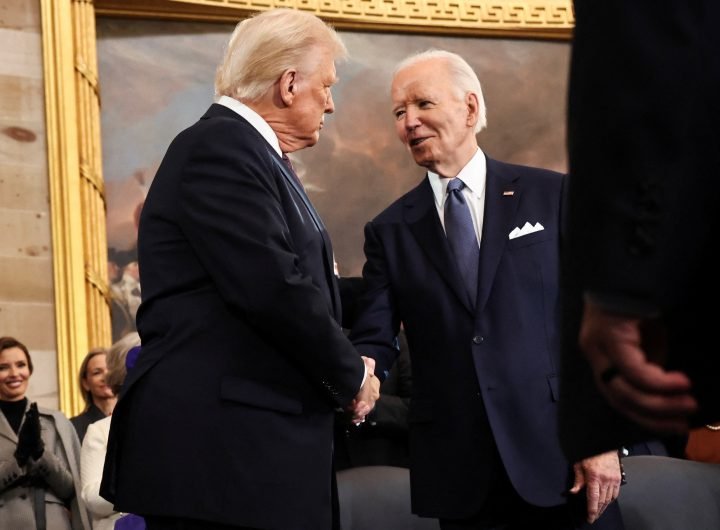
337;465;440;530
618;455;720;530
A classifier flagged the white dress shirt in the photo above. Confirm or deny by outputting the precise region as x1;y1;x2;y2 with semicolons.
426;147;487;245
216;95;282;156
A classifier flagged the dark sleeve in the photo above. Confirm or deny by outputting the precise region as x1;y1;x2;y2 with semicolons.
566;0;720;312
348;222;402;382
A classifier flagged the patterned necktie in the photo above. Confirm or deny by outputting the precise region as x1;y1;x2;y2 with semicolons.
282;153;303;188
444;178;479;307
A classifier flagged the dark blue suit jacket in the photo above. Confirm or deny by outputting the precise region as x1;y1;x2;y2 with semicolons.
100;104;364;529
350;157;570;518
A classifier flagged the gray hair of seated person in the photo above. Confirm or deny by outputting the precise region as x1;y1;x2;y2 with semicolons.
393;49;487;134
105;331;141;396
214;8;347;103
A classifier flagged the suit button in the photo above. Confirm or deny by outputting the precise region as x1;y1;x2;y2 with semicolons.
472;335;484;344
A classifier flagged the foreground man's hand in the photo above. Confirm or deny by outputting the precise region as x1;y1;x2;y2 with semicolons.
580;299;697;433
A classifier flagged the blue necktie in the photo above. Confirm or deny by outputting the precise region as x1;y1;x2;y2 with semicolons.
444;178;479;307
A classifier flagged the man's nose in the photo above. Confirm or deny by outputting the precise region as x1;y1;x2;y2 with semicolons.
404;108;420;130
325;91;335;114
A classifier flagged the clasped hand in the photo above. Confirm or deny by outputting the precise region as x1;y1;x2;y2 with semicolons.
14;402;45;466
347;356;380;425
580;299;697;433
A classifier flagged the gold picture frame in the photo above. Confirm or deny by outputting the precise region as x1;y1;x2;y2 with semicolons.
41;0;573;415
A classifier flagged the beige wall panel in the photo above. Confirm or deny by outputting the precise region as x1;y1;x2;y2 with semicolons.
0;207;52;258
0;255;53;300
0;0;41;29
0;74;45;120
0;27;43;78
24;348;59;411
0;117;47;168
0;0;58;410
0;162;49;210
0;301;57;350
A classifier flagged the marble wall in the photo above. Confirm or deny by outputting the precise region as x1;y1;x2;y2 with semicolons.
0;0;59;409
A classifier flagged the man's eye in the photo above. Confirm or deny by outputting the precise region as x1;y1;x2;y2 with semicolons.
394;110;405;119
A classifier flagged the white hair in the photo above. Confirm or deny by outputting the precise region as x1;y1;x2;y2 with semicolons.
394;49;487;133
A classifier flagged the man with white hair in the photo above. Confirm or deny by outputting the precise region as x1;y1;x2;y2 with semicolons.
100;8;379;530
348;49;625;529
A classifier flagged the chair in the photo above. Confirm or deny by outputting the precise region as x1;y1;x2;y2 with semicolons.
618;455;720;530
337;465;441;530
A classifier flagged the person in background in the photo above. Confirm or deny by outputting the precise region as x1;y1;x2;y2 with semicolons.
71;347;116;442
81;332;142;530
348;49;625;529
0;336;90;529
100;8;379;530
336;275;411;470
558;0;720;462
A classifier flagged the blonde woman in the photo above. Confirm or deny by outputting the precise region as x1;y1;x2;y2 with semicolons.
70;347;116;442
80;332;141;530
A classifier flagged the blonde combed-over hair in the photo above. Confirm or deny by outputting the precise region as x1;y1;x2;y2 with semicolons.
215;8;348;103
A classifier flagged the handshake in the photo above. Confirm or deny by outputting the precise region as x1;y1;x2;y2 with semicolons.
14;402;45;466
347;356;381;425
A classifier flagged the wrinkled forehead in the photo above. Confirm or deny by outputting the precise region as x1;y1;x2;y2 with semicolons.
391;69;450;105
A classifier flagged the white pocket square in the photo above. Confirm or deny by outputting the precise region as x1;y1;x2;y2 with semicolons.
508;222;544;240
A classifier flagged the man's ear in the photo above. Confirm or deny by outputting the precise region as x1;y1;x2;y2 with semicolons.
466;92;479;128
279;69;298;106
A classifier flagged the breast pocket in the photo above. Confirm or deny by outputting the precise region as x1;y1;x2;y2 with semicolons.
507;229;552;249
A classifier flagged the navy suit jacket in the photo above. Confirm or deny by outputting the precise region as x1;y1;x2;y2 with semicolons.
350;157;571;518
100;104;364;529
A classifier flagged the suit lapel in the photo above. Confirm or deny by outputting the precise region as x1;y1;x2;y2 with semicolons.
271;151;341;321
201;105;342;321
477;158;521;313
405;178;474;314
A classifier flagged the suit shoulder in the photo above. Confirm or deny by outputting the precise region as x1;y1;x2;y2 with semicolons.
493;158;564;181
370;181;425;225
176;107;262;148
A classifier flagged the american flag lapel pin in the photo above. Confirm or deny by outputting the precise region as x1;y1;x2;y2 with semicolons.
503;190;514;196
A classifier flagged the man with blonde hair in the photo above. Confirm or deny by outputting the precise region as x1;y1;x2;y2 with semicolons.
100;8;378;530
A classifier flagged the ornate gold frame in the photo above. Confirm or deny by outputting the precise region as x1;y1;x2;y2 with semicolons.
41;0;572;415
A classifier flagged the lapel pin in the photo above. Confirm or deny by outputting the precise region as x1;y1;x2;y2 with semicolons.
503;191;514;196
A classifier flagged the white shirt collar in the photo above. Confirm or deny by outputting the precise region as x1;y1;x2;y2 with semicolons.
427;148;487;207
216;95;282;156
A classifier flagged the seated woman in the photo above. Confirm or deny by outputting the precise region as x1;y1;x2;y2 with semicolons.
80;331;142;530
70;346;116;443
0;336;90;529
